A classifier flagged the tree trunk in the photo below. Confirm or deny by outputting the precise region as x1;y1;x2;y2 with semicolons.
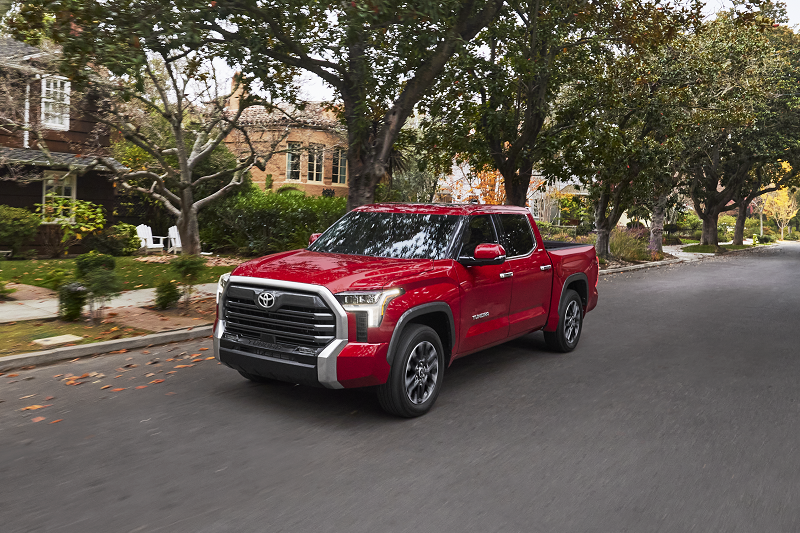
733;201;749;245
760;212;763;236
699;213;722;251
177;188;201;255
649;193;667;253
595;223;611;260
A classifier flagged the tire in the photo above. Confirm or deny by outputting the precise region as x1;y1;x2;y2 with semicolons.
377;324;445;418
544;289;583;353
238;370;273;383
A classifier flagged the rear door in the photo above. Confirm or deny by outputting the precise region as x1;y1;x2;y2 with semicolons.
453;214;513;355
495;213;552;336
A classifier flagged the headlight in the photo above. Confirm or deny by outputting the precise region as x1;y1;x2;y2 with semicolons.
216;273;231;304
335;288;404;327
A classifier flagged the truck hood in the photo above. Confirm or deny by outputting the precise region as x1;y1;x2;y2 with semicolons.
231;250;434;293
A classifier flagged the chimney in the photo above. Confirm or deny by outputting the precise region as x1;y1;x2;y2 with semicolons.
228;72;246;112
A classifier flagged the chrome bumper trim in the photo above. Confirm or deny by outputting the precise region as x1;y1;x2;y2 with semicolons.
213;276;348;389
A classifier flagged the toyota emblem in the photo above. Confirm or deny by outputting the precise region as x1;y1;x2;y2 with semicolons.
257;291;276;309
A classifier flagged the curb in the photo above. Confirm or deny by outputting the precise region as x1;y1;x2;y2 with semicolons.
600;258;683;275
0;325;214;371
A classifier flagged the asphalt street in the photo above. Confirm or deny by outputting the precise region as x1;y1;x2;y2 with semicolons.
2;243;799;533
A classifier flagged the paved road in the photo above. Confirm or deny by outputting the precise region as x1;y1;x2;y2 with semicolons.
2;243;799;533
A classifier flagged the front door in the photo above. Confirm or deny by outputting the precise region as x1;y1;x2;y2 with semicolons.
454;215;513;355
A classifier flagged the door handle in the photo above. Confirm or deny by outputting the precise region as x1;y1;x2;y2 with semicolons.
540;265;552;271
500;272;513;279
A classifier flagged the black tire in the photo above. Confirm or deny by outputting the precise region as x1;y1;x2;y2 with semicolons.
544;289;583;353
238;370;273;383
377;324;445;418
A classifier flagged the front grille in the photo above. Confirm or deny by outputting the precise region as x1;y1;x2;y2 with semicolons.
223;284;336;351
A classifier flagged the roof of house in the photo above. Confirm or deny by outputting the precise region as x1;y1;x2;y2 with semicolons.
236;102;343;132
0;147;126;172
0;35;44;68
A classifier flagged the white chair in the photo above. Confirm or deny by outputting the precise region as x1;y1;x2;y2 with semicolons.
167;226;182;254
136;224;166;253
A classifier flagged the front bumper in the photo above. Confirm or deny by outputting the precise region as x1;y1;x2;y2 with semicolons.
213;276;390;389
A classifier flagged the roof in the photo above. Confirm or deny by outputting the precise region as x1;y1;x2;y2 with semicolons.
0;147;126;172
354;203;531;216
236;102;343;131
0;35;44;68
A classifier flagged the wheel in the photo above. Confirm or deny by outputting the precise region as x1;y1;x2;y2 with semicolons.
238;370;273;383
377;324;445;418
544;289;583;353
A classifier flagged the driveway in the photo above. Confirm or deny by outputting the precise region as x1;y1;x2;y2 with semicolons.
1;243;799;532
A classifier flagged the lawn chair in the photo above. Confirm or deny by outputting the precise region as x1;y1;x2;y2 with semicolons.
167;226;182;254
136;224;166;254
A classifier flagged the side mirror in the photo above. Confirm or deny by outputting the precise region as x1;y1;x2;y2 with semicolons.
309;233;322;246
459;243;506;266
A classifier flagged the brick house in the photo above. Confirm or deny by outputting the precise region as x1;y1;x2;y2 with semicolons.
0;36;125;249
225;100;349;197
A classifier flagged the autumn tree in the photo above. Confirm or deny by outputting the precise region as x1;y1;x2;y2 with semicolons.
763;189;799;239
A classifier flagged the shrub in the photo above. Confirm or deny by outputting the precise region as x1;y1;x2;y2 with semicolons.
758;234;775;243
84;222;141;256
198;185;347;255
84;268;122;322
0;205;41;258
692;230;702;241
36;196;106;257
58;282;87;321
42;268;72;290
663;236;682;245
170;255;207;306
76;251;116;278
783;231;799;241
154;278;181;309
683;213;702;232
610;228;650;261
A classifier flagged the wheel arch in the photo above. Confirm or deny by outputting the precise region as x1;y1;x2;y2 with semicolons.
387;303;455;367
561;273;589;310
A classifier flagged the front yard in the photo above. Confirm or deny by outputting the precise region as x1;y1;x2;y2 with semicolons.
0;256;239;290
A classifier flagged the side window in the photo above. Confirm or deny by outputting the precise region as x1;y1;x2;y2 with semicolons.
497;214;535;257
459;215;499;258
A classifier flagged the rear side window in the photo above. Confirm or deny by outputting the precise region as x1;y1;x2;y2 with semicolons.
497;214;535;257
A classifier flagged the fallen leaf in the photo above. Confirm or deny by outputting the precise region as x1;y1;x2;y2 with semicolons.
53;374;63;378
21;405;50;411
19;394;36;400
199;348;209;351
192;359;202;363
101;385;111;390
191;354;201;357
145;373;155;377
174;364;194;369
166;371;177;374
50;419;62;424
111;388;126;392
135;385;147;389
149;379;164;384
6;374;19;378
142;350;151;355
114;375;122;379
165;392;176;395
31;417;46;423
44;396;54;401
205;356;215;360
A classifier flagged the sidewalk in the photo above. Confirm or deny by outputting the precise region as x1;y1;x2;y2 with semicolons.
0;282;218;324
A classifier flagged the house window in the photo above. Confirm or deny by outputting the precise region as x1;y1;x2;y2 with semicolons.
286;142;302;180
41;77;70;130
332;147;347;184
41;171;76;223
308;144;323;182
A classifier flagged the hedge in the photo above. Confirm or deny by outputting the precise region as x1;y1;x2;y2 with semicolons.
199;186;347;255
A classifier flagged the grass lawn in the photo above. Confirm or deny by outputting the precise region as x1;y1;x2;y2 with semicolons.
0;319;152;357
0;257;235;290
682;244;755;253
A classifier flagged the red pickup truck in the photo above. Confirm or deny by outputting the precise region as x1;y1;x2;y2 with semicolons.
213;203;598;417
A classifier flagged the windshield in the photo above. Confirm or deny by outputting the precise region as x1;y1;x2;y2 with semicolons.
309;211;461;259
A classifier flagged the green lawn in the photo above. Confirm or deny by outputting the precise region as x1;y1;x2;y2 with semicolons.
0;319;152;357
0;257;235;290
681;244;754;253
